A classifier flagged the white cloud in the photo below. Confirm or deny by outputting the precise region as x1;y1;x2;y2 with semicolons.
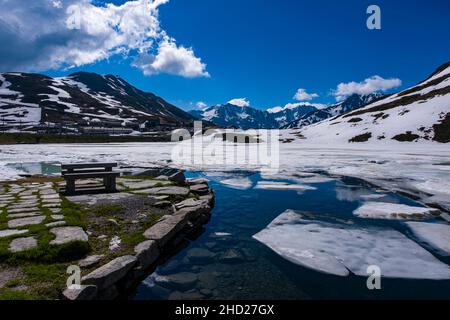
52;0;63;9
196;101;207;109
227;98;250;107
293;88;319;101
0;0;209;78
334;76;402;101
134;38;209;78
267;102;327;114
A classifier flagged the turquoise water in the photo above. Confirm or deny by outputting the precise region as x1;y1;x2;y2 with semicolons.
131;172;450;300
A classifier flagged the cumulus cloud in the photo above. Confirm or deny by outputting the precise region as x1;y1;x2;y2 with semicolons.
0;0;209;78
227;98;250;107
267;102;327;114
293;88;319;101
196;101;207;109
333;76;402;101
133;38;209;77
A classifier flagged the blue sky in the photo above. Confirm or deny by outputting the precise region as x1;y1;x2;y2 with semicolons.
1;0;450;110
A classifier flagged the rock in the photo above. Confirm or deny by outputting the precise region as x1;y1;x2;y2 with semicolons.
187;178;209;186
186;248;215;263
50;208;62;214
175;198;208;210
134;240;160;269
169;171;186;184
9;237;37;253
0;229;28;238
98;285;119;300
82;255;137;290
49;227;89;245
168;290;204;300
154;201;172;208
7;207;40;214
162;272;198;291
51;215;64;220
63;285;98;301
46;221;66;228
199;193;215;207
189;184;210;195
8;216;46;228
198;272;218;290
136;186;190;196
158;260;182;275
79;255;105;268
8;212;41;218
144;215;187;247
220;249;245;264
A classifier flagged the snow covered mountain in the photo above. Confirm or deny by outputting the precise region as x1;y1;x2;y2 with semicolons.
0;72;196;131
190;102;318;129
296;62;450;143
284;93;383;129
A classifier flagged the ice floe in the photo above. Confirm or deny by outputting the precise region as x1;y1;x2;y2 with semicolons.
405;221;450;256
253;210;450;279
220;177;253;190
353;202;440;220
254;181;316;191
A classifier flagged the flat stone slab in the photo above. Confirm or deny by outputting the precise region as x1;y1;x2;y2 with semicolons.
134;240;160;269
50;208;62;214
8;207;40;214
50;227;89;245
189;184;210;194
9;237;37;253
144;215;187;246
51;215;64;220
42;203;61;208
82;255;137;290
8;212;41;218
46;221;66;228
67;193;132;206
8;216;46;228
118;179;172;190
0;229;28;238
135;186;190;196
79;255;105;268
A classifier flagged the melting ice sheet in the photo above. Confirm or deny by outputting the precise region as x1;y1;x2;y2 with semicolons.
353;202;440;220
253;210;450;279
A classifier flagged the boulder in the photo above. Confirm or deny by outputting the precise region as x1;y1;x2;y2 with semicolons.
169;171;186;185
186;178;209;186
134;240;160;269
82;255;137;290
63;285;98;301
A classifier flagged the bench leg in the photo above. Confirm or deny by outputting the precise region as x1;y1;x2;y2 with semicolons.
105;176;117;193
66;179;76;195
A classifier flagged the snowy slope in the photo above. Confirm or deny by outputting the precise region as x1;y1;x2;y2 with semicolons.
297;62;450;143
284;93;383;129
0;72;195;128
190;102;318;129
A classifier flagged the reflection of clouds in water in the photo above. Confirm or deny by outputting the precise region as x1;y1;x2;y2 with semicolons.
203;171;255;190
335;182;392;203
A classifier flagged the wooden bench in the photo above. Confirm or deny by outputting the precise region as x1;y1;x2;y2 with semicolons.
61;163;120;195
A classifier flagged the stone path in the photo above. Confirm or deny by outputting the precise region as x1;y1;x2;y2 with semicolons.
0;181;77;253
